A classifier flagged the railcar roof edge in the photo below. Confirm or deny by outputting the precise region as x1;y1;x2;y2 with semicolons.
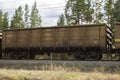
3;24;106;31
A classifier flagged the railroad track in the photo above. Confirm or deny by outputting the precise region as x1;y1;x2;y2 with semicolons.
0;60;120;66
0;60;120;72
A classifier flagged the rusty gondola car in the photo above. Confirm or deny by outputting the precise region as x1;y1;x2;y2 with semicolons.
1;24;107;60
1;23;120;60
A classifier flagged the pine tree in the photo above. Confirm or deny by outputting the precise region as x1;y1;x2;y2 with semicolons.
57;14;65;26
10;6;24;29
84;0;94;24
93;0;104;24
2;13;9;29
104;0;113;24
0;11;3;29
65;0;94;25
24;4;30;28
113;0;120;22
30;2;42;28
0;11;9;29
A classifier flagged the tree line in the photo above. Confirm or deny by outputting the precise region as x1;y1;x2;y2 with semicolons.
57;0;120;26
0;2;42;29
0;0;120;29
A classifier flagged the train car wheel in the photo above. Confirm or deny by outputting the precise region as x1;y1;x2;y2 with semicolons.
17;56;23;59
74;53;85;60
9;52;17;59
21;52;29;59
91;52;102;60
94;53;102;60
29;53;35;59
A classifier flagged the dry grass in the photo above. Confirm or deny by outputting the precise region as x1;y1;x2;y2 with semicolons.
0;64;120;80
0;69;120;80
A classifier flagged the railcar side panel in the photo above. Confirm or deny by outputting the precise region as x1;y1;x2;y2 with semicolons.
2;30;16;49
41;28;54;47
85;25;106;48
85;26;100;46
69;27;83;47
29;29;41;47
2;24;106;53
2;31;5;50
114;23;120;48
100;25;106;48
55;27;68;47
16;30;29;48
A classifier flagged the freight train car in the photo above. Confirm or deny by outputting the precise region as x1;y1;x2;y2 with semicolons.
1;24;106;60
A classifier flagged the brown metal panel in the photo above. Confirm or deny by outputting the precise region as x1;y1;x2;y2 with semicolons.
85;26;99;39
17;30;29;48
115;24;120;38
2;24;106;50
69;27;84;47
85;26;99;47
68;27;70;47
29;29;41;47
42;28;54;47
114;24;120;48
85;39;99;46
53;28;56;48
2;31;6;49
85;25;106;47
55;27;68;47
100;25;106;47
2;30;16;48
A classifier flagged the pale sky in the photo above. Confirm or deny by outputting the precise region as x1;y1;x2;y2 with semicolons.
0;0;66;26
